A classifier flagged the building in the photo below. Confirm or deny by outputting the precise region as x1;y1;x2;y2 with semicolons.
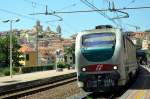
19;44;36;66
129;31;145;45
17;20;76;66
142;30;150;50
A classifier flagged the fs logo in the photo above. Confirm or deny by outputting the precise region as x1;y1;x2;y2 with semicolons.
96;64;103;71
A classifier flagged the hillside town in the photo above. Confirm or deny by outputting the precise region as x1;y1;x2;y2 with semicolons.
0;20;76;67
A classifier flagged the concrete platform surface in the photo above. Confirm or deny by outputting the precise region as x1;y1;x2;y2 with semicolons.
0;69;76;86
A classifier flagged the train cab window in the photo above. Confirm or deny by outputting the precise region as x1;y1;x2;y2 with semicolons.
82;33;116;48
81;33;116;62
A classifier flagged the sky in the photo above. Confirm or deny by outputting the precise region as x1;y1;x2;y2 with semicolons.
0;0;150;38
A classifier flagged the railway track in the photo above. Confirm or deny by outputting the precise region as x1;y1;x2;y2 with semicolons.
78;81;136;99
0;73;76;99
79;73;141;99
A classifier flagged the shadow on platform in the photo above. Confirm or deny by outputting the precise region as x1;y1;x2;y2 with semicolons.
129;66;150;90
2;80;21;83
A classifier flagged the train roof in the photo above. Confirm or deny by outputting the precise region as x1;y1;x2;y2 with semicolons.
95;25;113;29
80;25;120;32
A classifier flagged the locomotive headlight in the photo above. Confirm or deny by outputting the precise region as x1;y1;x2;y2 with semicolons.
113;66;118;70
82;67;86;71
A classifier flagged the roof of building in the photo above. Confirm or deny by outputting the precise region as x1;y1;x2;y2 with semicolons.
130;32;145;39
19;44;35;52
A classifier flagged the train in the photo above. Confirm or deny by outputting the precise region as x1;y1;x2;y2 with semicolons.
75;25;139;92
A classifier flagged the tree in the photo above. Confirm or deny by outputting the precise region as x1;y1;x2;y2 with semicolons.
64;43;75;64
0;34;23;67
12;35;24;67
64;43;75;55
0;35;9;67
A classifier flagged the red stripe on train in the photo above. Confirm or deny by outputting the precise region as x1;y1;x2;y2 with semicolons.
84;64;115;72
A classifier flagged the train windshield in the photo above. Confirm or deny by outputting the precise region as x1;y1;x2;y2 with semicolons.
82;33;115;48
81;33;116;62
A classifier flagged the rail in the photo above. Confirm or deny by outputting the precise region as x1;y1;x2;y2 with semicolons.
0;73;77;99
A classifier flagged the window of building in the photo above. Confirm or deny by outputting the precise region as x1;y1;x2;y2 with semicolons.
26;54;29;61
70;57;72;60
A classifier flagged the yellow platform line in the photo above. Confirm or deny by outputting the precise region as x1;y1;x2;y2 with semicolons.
135;90;145;99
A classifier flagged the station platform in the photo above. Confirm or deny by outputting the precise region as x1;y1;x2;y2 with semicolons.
0;69;76;87
121;66;150;99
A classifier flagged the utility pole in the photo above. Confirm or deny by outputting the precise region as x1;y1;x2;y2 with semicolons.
10;21;13;78
35;20;43;66
2;18;20;78
36;26;39;66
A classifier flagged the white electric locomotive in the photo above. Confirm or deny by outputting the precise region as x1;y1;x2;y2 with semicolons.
75;25;138;92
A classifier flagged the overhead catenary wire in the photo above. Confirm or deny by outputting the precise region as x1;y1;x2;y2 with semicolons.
0;8;57;29
2;1;149;32
23;0;150;24
24;0;78;35
29;5;63;22
0;8;51;24
48;5;150;28
108;1;129;19
24;0;54;12
114;11;123;28
27;0;63;22
122;6;150;10
49;6;150;14
110;10;129;19
0;8;35;20
108;1;124;28
80;0;118;25
0;6;74;38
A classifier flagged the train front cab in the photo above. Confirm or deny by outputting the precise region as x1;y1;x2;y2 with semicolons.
77;67;121;92
76;28;124;92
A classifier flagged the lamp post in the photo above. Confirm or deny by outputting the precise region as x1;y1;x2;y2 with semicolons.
2;18;20;78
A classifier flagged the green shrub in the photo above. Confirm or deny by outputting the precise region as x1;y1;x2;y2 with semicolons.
3;68;10;76
65;64;70;69
0;64;55;75
13;67;20;72
57;62;66;68
0;68;4;73
21;64;54;73
0;67;19;76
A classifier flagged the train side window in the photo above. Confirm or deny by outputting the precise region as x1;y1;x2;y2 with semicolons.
123;36;126;51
